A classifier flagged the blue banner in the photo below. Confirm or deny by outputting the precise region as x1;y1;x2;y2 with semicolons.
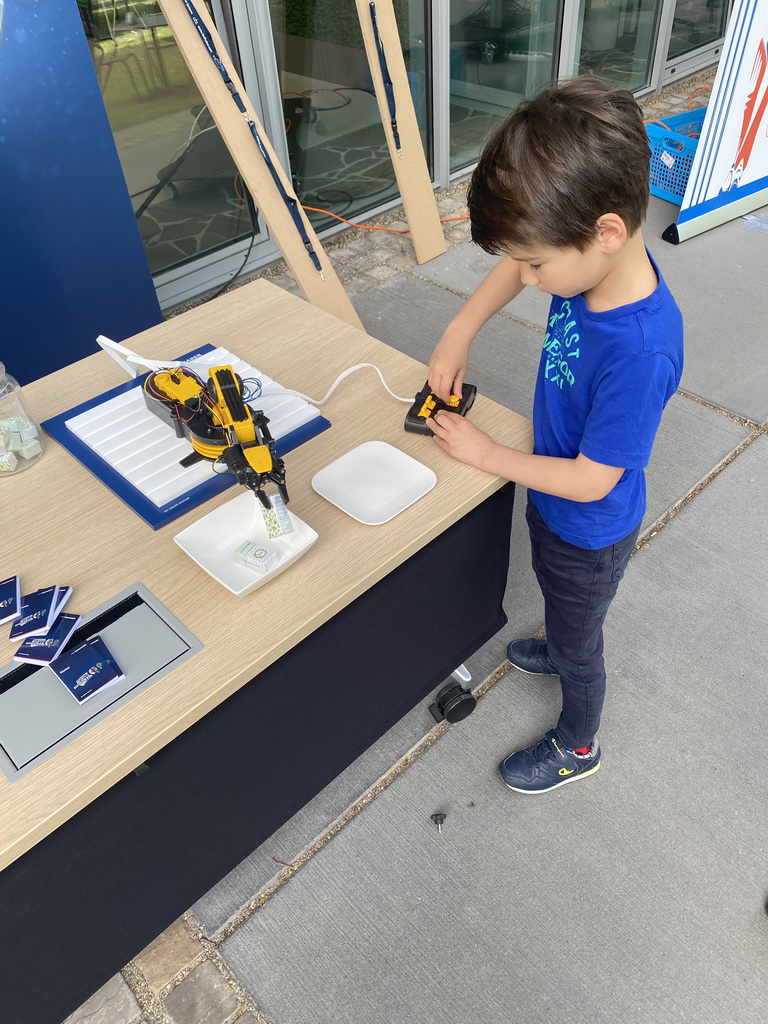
0;0;162;384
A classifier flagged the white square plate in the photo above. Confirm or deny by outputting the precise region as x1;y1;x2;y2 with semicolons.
174;491;318;595
311;441;437;525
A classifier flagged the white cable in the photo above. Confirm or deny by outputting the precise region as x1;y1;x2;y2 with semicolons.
265;363;412;406
96;335;185;375
167;116;217;166
97;339;413;405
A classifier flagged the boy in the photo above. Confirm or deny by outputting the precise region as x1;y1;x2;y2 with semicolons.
427;77;683;794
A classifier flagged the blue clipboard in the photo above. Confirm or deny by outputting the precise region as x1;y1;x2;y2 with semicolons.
42;345;330;529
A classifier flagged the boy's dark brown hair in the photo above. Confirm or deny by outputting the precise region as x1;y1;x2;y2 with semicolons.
467;77;651;255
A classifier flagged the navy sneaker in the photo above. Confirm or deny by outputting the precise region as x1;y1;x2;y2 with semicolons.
506;638;559;676
499;730;600;794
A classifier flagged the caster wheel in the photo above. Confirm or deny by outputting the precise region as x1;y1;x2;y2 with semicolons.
429;681;476;724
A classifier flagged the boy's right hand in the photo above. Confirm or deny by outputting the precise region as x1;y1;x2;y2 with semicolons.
428;329;472;404
428;257;524;402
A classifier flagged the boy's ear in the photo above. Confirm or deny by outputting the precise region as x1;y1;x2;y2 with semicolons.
595;214;627;253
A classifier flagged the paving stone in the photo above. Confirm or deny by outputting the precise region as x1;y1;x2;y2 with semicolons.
163;960;241;1024
344;273;379;295
345;252;379;273
437;194;459;208
369;237;407;259
385;233;412;253
62;974;141;1024
326;245;357;260
331;262;358;283
384;252;418;272
445;224;471;244
367;263;402;283
132;918;202;994
342;234;374;254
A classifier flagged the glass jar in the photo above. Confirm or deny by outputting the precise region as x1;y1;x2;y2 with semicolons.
0;363;44;474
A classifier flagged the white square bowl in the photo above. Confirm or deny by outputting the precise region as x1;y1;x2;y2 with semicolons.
174;491;318;596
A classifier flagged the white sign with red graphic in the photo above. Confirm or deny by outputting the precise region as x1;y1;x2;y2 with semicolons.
669;0;768;241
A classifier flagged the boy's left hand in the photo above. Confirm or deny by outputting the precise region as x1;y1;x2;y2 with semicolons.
428;410;496;470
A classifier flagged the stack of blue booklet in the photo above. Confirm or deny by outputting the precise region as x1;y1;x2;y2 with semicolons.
51;635;124;702
4;578;124;700
9;583;79;666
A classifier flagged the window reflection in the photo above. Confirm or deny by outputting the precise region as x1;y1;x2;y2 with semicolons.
78;0;257;276
449;0;560;173
667;0;730;61
267;0;430;232
575;0;661;91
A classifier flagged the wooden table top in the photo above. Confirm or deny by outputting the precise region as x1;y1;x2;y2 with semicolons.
0;279;531;870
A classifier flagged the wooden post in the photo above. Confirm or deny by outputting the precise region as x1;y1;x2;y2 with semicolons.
354;0;447;264
156;0;364;331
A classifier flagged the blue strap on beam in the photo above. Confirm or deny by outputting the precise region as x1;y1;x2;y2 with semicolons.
369;1;401;151
180;0;323;274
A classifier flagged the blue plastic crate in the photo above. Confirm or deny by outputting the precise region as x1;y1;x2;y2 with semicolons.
646;107;706;204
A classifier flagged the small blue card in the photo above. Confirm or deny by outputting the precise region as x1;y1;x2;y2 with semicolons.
51;635;125;702
0;576;20;625
13;612;82;665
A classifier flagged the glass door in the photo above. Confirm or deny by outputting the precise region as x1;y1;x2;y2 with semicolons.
572;0;663;91
448;0;562;173
77;0;270;306
259;0;431;234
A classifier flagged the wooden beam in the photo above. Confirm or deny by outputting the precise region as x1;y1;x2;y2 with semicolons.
354;0;447;264
156;0;364;330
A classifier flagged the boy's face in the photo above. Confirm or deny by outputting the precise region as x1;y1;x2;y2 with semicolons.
505;238;608;299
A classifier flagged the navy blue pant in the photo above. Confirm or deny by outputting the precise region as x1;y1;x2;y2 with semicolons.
526;497;641;750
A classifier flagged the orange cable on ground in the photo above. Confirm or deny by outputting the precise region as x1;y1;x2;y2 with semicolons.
301;206;469;233
227;188;470;234
688;85;712;108
301;206;410;232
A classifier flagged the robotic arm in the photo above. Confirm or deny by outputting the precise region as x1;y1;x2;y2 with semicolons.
143;364;288;509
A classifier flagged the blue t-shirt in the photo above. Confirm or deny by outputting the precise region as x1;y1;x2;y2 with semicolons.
529;253;683;549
